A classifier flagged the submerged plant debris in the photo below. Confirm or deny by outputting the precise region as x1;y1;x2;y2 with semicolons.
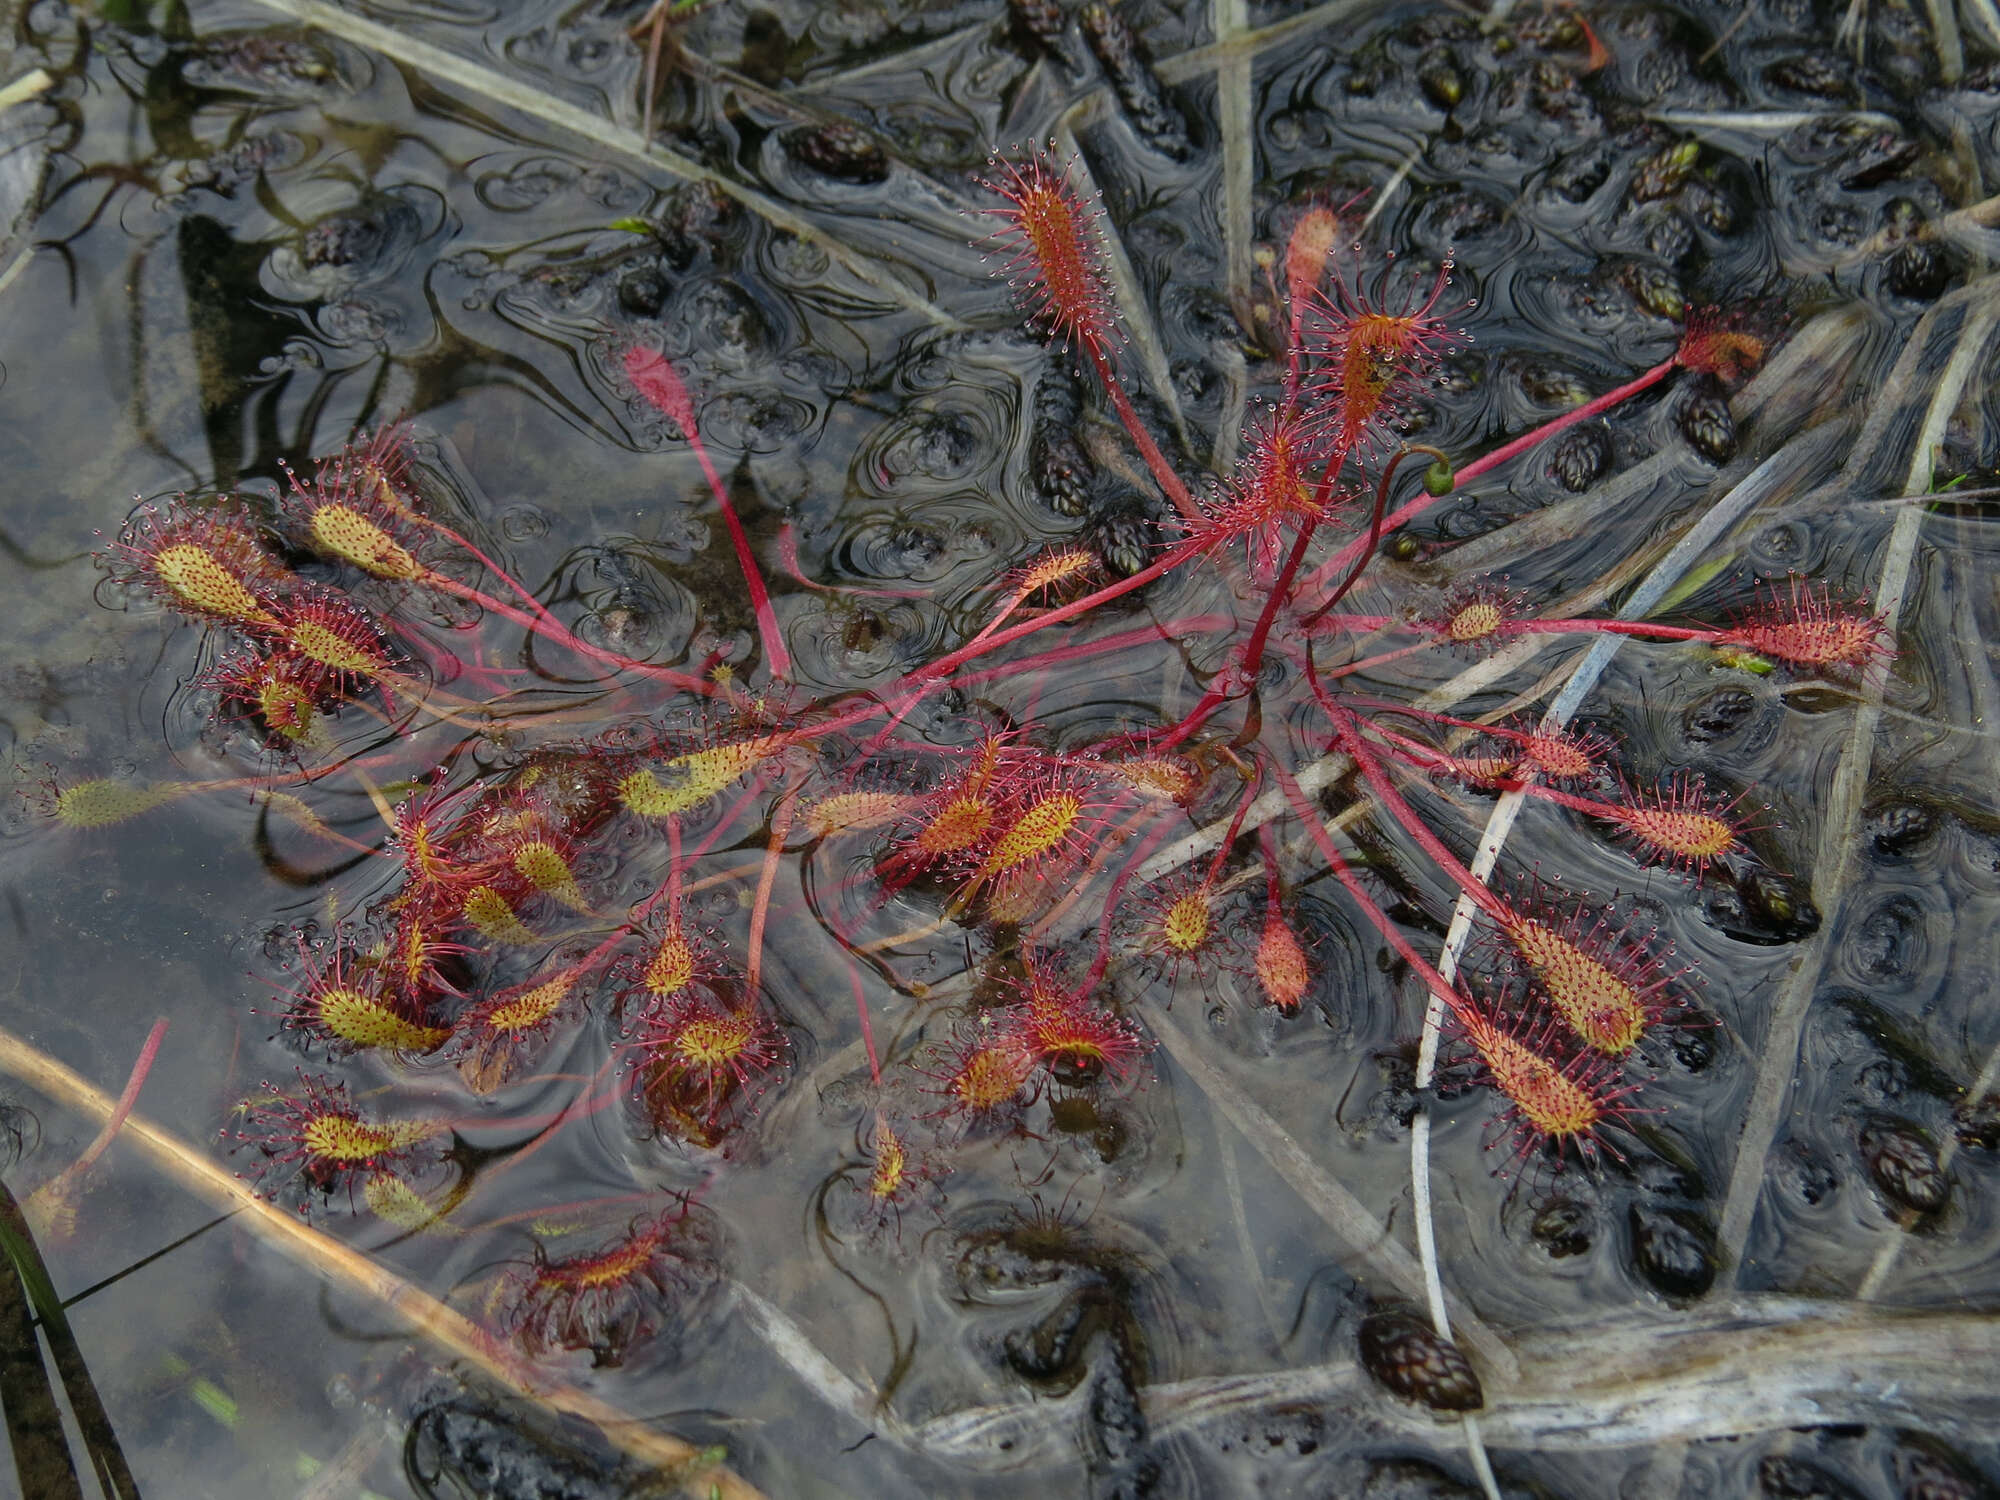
4;0;2000;1496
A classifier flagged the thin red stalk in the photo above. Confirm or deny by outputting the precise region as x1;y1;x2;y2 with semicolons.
1365;721;1472;774
811;535;1216;740
1508;781;1639;822
1314;640;1436;682
1310;612;1396;633
1147;630;1317;754
1145;627;1323;752
1341;697;1523;741
848;964;882;1087
631;818;690;930
1297;356;1680;606
1083;819;1182;989
575;925;645;980
1323;707;1511;924
947;614;1236;691
1087;341;1201;523
1268;759;1475;1021
1205;781;1261;886
1158;515;1326;752
687;775;780;864
633;873;676;928
421;572;715;695
921;534;1210;671
1156;684;1228;753
409;514;574;634
775;525;923;598
744;789;798;997
1314;444;1416;620
69;1018;168;1173
966;586;1035;648
1241;513;1324;683
681;425;793;678
1508;618;1710;644
1452;358;1678;486
1257;822;1285;910
856;687;929;757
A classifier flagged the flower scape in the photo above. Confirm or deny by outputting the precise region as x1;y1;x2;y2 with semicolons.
15;0;1996;1492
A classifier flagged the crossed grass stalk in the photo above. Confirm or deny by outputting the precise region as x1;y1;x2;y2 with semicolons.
31;142;1892;1396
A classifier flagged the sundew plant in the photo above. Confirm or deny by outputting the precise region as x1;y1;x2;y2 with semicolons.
6;0;2000;1496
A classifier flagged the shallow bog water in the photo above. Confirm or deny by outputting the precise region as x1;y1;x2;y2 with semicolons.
3;0;2000;1497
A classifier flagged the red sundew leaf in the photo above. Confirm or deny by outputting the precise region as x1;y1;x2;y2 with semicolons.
279;585;399;700
1607;773;1752;875
498;1205;719;1366
1188;411;1346;580
980;148;1117;357
1417;578;1529;651
1255;909;1312;1014
1302;249;1469;459
203;648;327;745
1517;724;1617;785
1010;955;1150;1081
100;498;288;628
1452;1004;1635;1171
1284;205;1345;320
626;989;787;1129
232;1071;445;1216
624;345;698;434
1716;575;1891;674
1675;306;1767;385
1493;901;1677;1057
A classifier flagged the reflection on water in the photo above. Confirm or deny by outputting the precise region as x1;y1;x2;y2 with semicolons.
3;0;2000;1496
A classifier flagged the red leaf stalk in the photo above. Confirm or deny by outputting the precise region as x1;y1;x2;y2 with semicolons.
1268;760;1476;1024
744;788;798;999
1323;706;1512;926
984;150;1200;522
811;533;1217;743
1296;355;1681;609
77;1019;169;1176
627;347;792;678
